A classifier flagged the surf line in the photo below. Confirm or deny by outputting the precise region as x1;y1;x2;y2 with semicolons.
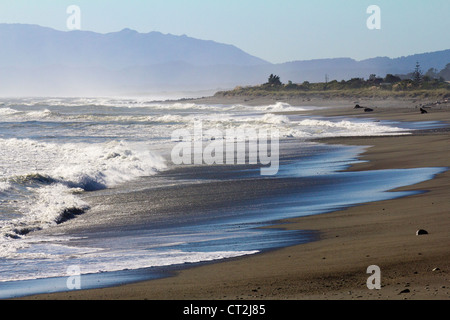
171;120;279;176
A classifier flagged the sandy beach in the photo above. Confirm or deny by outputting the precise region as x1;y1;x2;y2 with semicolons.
19;96;449;300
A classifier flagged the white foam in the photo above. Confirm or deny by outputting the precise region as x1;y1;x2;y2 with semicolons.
0;108;60;122
0;246;259;282
260;113;290;124
0;181;11;192
258;101;312;112
0;138;167;239
55;249;261;279
0;139;167;189
50;140;167;189
0;183;90;239
296;118;407;137
23;109;53;119
0;107;19;116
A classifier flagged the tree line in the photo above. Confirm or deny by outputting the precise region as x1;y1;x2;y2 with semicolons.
263;62;450;91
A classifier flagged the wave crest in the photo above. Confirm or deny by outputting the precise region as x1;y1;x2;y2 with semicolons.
0;139;167;240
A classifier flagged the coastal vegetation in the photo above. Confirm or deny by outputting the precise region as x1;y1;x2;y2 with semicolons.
215;63;450;100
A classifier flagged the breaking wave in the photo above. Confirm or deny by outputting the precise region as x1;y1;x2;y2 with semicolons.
0;138;167;239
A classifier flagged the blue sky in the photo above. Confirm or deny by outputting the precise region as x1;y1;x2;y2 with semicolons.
0;0;449;63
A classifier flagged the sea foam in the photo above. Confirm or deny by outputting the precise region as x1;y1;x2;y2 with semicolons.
0;97;431;291
0;138;167;239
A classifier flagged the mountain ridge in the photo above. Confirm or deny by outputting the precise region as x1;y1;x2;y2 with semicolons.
0;23;269;68
0;23;448;96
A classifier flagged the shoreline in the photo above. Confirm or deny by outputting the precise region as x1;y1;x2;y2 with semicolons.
18;97;450;300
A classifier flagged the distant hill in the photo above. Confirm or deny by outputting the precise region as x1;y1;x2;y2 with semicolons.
0;24;269;69
0;23;448;96
274;50;450;84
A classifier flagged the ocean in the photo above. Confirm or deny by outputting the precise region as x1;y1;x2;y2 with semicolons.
0;97;446;298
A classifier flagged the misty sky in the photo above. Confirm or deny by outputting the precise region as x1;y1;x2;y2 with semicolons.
1;0;449;64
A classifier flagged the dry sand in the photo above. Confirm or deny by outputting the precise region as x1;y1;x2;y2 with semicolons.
20;97;449;300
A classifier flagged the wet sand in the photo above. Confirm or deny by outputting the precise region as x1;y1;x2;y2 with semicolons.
20;97;450;300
